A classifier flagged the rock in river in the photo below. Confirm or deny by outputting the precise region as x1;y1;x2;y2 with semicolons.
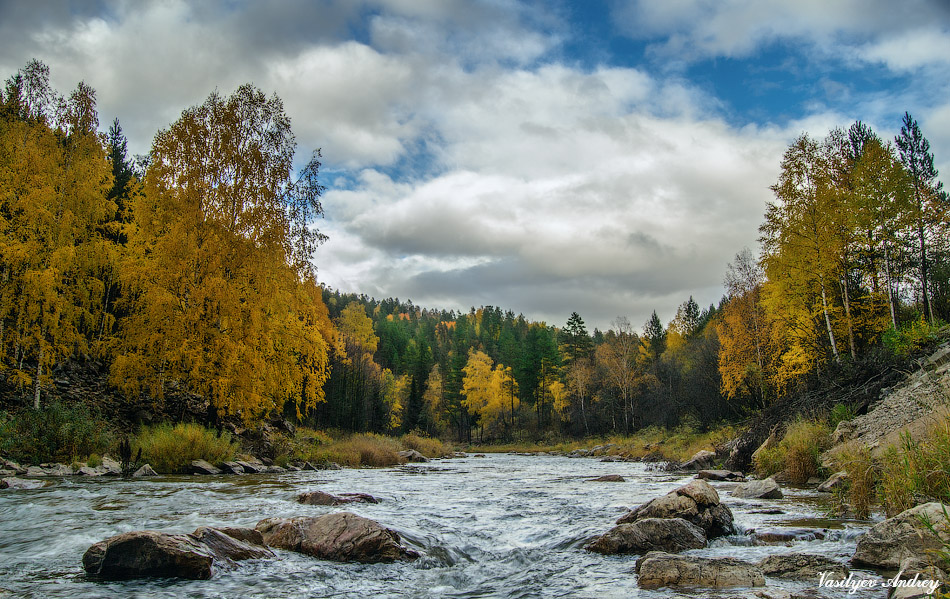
617;479;735;539
82;527;272;580
588;474;625;482
297;490;379;505
757;554;848;580
732;477;783;499
585;517;707;555
256;512;419;563
635;551;765;589
680;450;716;471
852;502;950;570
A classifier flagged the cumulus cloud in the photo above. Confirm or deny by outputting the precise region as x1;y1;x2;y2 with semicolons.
2;1;949;330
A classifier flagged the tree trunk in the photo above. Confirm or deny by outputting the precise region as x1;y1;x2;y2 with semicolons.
884;244;898;330
918;222;933;322
840;276;857;360
33;345;43;410
818;274;840;363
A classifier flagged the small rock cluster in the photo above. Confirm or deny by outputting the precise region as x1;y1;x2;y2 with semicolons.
83;512;417;580
585;479;735;555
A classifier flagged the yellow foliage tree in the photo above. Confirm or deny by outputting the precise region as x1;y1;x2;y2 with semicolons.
111;84;330;422
0;61;114;408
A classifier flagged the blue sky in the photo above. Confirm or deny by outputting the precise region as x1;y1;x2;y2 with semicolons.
2;0;949;331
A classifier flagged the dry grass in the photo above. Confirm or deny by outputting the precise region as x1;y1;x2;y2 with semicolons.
400;433;450;458
135;422;238;474
467;423;740;464
753;418;830;483
838;446;876;519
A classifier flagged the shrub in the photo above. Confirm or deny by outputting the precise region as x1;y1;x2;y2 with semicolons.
401;433;447;458
829;403;856;429
882;318;943;357
0;402;113;464
753;445;786;478
135;423;237;474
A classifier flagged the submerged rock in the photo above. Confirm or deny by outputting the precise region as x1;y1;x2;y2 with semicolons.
732;477;783;499
617;479;735;539
585;517;706;555
588;474;625;482
255;512;419;563
635;551;765;589
852;502;950;570
751;527;825;544
297;491;379;506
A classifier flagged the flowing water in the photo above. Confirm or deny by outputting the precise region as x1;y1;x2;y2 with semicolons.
0;454;889;598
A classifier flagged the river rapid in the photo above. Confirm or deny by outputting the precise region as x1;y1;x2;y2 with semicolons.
0;454;887;598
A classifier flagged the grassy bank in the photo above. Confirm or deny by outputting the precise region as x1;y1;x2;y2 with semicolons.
467;423;741;464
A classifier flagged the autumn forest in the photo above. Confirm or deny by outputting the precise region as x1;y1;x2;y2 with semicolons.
1;60;947;445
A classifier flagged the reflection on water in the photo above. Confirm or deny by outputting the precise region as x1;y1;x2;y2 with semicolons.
0;454;886;598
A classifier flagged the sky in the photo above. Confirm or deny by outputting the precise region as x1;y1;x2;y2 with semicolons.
2;0;949;332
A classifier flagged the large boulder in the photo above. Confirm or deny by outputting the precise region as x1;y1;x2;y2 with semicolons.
758;554;848;580
617;479;735;539
297;491;379;506
732;477;783;499
680;450;716;471
83;527;273;580
585;517;706;555
635;551;765;588
83;531;213;579
852;502;950;570
255;512;419;563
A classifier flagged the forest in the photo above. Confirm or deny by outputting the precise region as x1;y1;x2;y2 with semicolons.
0;60;947;447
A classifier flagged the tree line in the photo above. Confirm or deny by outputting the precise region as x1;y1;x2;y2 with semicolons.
0;60;945;442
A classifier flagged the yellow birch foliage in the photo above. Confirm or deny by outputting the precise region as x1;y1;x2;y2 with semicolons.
0;63;114;407
111;84;330;422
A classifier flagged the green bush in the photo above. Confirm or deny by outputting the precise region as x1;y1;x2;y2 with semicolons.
134;422;237;474
0;402;113;464
882;318;943;357
829;403;856;429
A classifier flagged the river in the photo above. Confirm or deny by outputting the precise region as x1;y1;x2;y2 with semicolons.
0;453;887;598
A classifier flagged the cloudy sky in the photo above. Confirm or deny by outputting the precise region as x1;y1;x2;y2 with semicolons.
2;1;949;331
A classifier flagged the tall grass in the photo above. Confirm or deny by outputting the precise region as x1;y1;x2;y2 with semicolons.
835;417;950;518
400;433;449;458
839;446;876;519
0;402;113;464
134;423;237;474
753;417;830;483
